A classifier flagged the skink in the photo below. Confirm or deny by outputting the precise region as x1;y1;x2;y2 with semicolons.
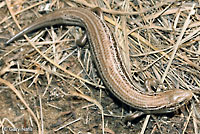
5;7;193;114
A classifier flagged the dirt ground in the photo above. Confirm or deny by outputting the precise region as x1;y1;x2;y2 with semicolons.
0;0;199;134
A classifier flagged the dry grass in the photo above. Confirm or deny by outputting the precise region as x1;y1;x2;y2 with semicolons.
0;0;200;133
